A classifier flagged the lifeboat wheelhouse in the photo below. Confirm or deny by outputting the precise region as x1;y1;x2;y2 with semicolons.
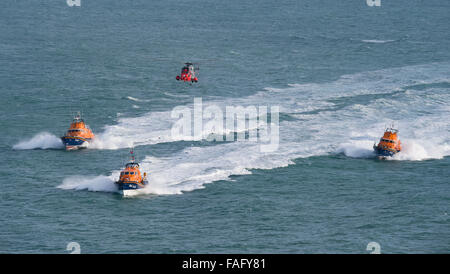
61;112;95;150
373;126;402;158
115;150;148;196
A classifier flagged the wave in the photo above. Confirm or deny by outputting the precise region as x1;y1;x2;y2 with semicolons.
126;96;149;102
337;141;375;159
13;132;64;150
362;39;395;44
58;175;118;193
88;107;267;150
391;139;449;161
88;111;180;150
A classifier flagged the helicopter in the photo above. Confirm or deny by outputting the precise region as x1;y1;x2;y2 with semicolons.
176;62;199;83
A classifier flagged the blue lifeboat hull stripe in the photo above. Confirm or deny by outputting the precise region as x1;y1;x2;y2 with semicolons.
374;147;397;157
117;181;148;191
61;136;91;146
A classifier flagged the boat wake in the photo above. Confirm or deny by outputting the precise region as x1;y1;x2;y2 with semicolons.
13;132;64;150
60;62;450;195
58;175;118;193
337;139;449;161
126;96;150;102
361;39;395;44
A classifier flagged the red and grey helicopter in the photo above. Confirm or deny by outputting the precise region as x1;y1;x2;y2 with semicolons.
176;62;199;83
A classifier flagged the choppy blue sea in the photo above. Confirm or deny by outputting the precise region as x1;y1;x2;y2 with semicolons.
0;0;449;253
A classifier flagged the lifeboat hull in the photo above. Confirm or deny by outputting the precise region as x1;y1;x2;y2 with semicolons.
373;146;399;159
61;136;92;150
116;181;148;197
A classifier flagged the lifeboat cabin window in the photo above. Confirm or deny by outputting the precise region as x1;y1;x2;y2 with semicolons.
125;172;129;175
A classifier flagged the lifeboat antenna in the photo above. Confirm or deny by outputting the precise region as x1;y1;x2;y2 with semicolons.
130;146;135;163
74;111;81;122
80;103;84;120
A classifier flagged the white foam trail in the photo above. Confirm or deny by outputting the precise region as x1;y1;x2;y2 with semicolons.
391;139;448;161
13;132;64;150
62;62;450;195
163;91;191;98
126;96;149;102
88;62;450;151
89;108;265;150
138;142;295;195
362;39;395;44
58;142;294;196
337;139;449;161
89;111;177;150
337;141;375;158
58;175;118;192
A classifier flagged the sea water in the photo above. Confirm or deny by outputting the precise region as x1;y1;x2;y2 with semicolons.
0;0;449;253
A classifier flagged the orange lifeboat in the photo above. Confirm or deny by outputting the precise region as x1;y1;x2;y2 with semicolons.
60;112;95;150
373;126;402;159
115;149;148;197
